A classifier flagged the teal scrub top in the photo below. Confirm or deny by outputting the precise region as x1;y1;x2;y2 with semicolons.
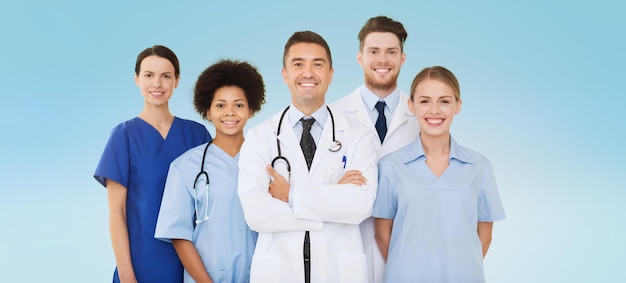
155;142;257;283
373;135;505;283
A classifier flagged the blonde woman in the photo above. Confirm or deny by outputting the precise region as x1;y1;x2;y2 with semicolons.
373;66;505;283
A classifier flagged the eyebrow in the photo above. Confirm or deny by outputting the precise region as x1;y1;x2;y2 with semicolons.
417;95;454;99
290;57;327;63
366;47;400;50
215;98;246;102
142;70;173;75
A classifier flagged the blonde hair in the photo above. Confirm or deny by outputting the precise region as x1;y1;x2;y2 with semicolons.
410;66;460;101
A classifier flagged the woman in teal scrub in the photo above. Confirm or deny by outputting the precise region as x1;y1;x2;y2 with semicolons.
155;59;266;283
373;66;505;283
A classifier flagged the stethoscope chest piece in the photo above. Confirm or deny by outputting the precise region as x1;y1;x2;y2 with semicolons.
273;105;342;174
194;139;213;225
329;140;342;152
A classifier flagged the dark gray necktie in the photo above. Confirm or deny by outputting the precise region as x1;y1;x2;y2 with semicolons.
300;117;316;283
375;101;387;143
300;117;316;171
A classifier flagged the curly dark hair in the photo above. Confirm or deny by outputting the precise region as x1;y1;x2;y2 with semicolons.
194;59;266;119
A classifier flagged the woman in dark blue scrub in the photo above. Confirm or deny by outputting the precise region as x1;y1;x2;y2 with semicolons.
94;45;211;283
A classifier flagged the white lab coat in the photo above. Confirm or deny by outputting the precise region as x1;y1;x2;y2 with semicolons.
238;105;379;283
331;87;420;283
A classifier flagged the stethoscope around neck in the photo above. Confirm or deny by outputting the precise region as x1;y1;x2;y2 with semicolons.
271;105;342;180
193;139;213;224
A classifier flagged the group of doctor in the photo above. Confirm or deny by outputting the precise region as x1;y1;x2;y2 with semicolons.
94;15;505;283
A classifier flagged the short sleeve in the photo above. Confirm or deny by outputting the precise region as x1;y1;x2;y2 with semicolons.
94;123;130;188
372;159;396;219
155;161;195;242
185;119;212;146
197;125;212;145
477;159;506;222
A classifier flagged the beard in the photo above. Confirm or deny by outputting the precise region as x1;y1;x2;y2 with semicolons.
364;70;399;93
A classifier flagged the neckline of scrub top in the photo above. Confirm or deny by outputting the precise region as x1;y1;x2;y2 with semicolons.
135;116;179;141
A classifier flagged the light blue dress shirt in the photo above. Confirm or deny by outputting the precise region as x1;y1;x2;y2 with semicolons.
287;104;328;144
372;135;506;283
359;84;400;130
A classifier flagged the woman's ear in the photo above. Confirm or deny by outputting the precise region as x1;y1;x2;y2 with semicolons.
407;98;416;115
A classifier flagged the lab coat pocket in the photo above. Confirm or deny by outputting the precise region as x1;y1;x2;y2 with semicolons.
337;251;367;283
250;253;280;283
325;161;344;184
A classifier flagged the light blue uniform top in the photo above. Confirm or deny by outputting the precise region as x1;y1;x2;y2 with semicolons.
155;142;257;283
372;135;505;283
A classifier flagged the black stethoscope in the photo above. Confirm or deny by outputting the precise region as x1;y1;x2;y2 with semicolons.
193;139;213;224
271;106;342;181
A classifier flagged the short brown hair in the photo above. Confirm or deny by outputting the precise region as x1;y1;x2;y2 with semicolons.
283;30;332;68
358;16;407;52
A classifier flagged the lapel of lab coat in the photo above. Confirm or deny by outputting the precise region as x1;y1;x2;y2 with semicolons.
274;105;347;175
382;90;419;157
309;106;347;173
387;90;414;138
274;113;309;174
335;88;417;157
339;88;378;135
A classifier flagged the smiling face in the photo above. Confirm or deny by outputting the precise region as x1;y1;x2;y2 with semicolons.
409;78;462;138
207;86;251;138
282;42;334;114
358;32;406;97
134;55;179;107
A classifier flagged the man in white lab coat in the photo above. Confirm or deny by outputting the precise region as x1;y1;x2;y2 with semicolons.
238;31;379;283
331;16;420;283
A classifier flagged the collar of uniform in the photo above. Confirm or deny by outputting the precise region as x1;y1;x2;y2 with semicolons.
403;136;426;164
403;134;472;165
449;136;473;164
359;84;400;113
287;103;328;130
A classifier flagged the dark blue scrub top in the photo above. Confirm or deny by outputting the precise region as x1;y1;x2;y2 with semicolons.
94;117;211;283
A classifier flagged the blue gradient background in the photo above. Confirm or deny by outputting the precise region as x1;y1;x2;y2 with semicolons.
1;0;624;281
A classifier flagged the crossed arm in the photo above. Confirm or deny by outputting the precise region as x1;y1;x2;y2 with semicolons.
266;165;367;201
238;126;378;233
